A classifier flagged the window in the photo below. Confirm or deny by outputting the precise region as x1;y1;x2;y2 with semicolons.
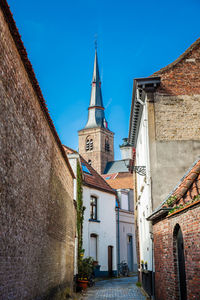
105;139;110;152
90;234;97;261
81;163;91;175
88;159;92;165
86;138;93;151
121;191;129;210
90;196;97;220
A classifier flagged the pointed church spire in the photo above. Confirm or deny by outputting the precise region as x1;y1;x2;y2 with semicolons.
89;49;103;108
84;49;108;129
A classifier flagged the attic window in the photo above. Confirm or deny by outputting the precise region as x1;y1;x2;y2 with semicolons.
81;163;91;175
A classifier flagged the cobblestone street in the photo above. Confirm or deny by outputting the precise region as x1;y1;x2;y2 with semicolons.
80;276;146;300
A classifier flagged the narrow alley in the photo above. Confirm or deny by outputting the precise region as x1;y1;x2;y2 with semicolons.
80;276;146;300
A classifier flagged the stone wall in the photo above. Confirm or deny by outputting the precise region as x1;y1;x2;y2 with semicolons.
153;205;200;300
0;4;76;300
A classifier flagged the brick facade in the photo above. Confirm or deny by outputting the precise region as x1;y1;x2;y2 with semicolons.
153;204;200;300
78;127;114;174
147;39;200;209
0;2;76;299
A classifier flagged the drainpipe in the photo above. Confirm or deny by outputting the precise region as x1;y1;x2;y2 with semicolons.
150;230;155;300
117;204;120;275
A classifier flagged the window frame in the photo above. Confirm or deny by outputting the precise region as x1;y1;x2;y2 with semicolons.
90;196;97;220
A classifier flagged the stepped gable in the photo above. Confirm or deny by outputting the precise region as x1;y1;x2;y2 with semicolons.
80;156;116;195
0;0;74;179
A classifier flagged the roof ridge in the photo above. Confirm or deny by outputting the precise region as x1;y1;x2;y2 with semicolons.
151;37;200;76
173;161;200;201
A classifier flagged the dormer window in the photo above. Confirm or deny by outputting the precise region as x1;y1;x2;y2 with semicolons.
86;138;93;151
105;139;110;152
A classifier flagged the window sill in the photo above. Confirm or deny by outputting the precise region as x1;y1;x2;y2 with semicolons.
89;219;101;223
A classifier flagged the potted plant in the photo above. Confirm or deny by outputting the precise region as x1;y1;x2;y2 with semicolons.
93;260;99;267
77;257;94;290
144;261;148;270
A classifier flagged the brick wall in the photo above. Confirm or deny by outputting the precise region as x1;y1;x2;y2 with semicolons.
153;43;200;142
156;42;200;96
147;41;200;209
153;205;200;300
78;127;114;174
0;5;76;300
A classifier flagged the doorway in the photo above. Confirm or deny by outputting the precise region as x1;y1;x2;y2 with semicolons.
127;235;133;271
108;246;113;277
174;224;187;300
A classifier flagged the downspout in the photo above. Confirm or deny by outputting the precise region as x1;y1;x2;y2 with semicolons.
117;203;120;274
151;229;155;300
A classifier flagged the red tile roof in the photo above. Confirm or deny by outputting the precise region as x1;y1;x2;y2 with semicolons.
0;1;74;178
101;173;118;180
63;145;78;155
80;157;116;195
166;159;200;207
102;173;134;190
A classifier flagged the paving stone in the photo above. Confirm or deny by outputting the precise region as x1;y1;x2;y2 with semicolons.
81;276;146;300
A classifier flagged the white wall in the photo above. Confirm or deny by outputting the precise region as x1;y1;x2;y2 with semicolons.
135;99;153;271
82;186;117;272
116;209;137;272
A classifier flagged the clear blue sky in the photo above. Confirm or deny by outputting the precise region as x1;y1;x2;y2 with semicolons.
8;0;200;159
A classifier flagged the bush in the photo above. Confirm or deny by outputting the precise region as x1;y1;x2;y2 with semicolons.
78;257;94;280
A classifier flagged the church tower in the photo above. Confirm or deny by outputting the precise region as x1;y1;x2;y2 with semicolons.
78;49;114;174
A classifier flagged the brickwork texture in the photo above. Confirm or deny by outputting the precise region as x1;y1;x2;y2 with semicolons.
153;205;200;300
78;127;114;174
0;4;76;300
148;39;200;209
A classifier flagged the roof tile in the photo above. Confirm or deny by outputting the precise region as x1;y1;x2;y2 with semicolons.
168;159;200;206
80;157;116;195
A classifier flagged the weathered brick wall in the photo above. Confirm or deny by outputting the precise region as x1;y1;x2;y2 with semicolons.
154;43;200;141
0;6;76;300
153;205;200;300
156;44;200;96
147;42;200;209
154;94;200;141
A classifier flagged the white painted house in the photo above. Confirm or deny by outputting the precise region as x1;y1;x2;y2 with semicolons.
64;146;117;277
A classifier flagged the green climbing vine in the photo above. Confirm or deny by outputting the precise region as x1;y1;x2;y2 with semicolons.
76;161;85;263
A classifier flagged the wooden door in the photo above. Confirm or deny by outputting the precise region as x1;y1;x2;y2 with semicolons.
108;246;113;277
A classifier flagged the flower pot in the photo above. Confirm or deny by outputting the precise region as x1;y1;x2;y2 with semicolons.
77;279;88;290
93;260;99;267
